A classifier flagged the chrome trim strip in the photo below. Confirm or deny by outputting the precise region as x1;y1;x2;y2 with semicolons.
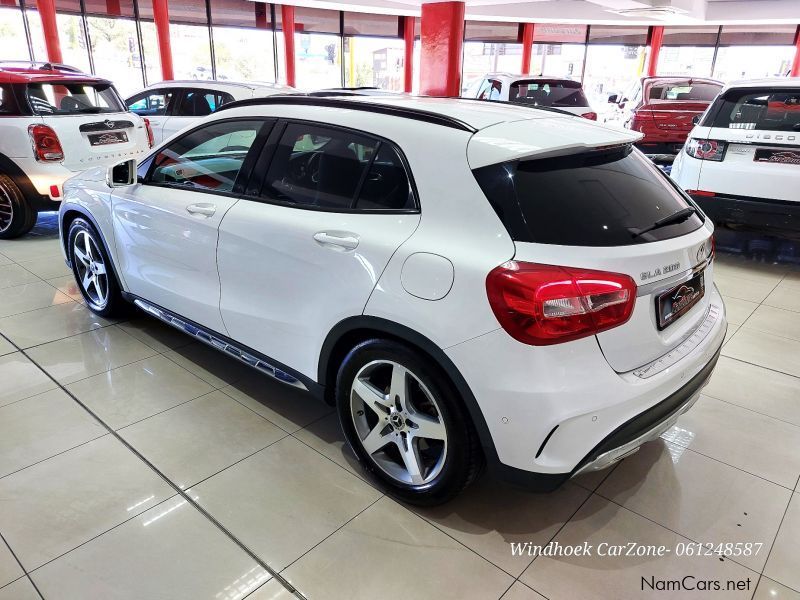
631;303;720;379
572;391;701;476
133;299;308;391
636;258;709;297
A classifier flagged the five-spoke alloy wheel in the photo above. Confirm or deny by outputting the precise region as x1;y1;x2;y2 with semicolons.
337;339;482;505
67;218;126;317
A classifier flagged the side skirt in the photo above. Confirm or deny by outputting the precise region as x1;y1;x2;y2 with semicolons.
127;294;324;398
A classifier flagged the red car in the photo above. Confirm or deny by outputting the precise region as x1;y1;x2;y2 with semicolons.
608;76;723;162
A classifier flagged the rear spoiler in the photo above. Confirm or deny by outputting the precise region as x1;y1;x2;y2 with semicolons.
467;118;642;169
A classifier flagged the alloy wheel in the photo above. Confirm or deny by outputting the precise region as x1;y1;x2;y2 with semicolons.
350;360;448;486
0;182;13;234
73;230;109;308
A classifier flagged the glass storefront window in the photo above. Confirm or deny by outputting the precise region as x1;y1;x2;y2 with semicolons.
0;6;31;60
657;45;715;77
213;26;276;82
86;17;143;96
170;23;213;81
25;9;47;61
343;36;404;90
531;43;586;80
56;12;92;72
139;20;162;85
295;32;341;90
583;44;646;112
462;42;521;90
275;30;286;84
712;46;795;82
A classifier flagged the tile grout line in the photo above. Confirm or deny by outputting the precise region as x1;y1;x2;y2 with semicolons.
2;334;310;600
757;491;798;594
702;390;800;431
0;531;45;600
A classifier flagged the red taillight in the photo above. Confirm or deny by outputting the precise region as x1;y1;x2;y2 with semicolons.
686;189;716;197
486;261;637;346
143;118;154;148
581;111;598;121
685;138;726;161
49;185;60;198
28;124;64;162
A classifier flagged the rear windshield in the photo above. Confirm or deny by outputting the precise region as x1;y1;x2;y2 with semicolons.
703;87;800;132
509;80;590;108
647;81;721;102
26;81;124;115
473;146;703;247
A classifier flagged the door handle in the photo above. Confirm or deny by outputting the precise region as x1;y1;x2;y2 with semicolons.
313;231;359;250
186;203;216;217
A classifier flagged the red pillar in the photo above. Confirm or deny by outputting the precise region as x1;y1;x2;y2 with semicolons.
37;0;63;64
403;16;414;93
152;0;174;80
282;5;296;88
419;1;464;97
521;23;534;75
646;25;664;77
791;26;800;77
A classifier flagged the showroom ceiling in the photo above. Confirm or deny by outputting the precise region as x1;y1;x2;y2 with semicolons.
251;0;800;24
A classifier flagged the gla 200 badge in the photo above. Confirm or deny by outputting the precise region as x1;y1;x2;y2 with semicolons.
640;262;680;282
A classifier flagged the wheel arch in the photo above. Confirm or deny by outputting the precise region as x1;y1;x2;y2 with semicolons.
318;316;500;464
0;153;49;210
60;206;126;292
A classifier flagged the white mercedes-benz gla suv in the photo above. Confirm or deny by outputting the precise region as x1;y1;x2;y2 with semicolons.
59;95;726;504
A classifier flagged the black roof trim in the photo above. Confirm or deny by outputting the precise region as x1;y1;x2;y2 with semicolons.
216;95;478;133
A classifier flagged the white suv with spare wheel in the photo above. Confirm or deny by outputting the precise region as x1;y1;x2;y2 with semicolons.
0;62;151;238
672;78;800;235
59;94;726;505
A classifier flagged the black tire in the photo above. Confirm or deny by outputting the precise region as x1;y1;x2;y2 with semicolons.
67;218;128;317
0;174;38;239
336;338;483;505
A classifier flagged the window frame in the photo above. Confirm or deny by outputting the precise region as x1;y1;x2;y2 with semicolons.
171;87;235;117
142;116;276;198
238;118;420;215
126;87;178;116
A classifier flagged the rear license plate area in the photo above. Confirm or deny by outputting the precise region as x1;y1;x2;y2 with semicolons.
754;149;800;165
656;270;705;330
88;131;128;146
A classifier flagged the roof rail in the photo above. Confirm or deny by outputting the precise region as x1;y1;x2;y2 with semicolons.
216;95;478;133
0;61;85;74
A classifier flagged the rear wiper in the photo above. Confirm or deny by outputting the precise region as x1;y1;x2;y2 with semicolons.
631;207;696;238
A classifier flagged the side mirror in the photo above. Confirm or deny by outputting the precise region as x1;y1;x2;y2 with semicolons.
106;158;137;188
607;94;619;104
691;115;701;125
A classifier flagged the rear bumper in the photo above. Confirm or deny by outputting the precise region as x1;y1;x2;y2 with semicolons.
691;193;800;235
636;141;685;161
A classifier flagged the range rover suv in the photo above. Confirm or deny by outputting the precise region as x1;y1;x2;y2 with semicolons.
59;95;726;504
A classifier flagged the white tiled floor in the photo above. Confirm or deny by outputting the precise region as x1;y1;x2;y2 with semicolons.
1;216;800;600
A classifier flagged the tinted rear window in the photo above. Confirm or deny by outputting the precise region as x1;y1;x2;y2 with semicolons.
509;80;589;108
473;147;703;247
26;81;124;115
647;82;721;102
703;87;800;132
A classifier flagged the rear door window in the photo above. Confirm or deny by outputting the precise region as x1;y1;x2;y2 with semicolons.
175;89;235;117
472;146;703;246
0;84;20;115
703;87;800;133
509;80;589;108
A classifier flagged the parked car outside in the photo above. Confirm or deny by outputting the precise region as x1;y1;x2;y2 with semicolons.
59;95;725;505
607;76;723;162
463;74;598;119
125;80;295;145
672;78;800;237
0;61;151;239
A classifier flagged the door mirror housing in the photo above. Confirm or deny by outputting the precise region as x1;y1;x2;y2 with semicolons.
607;94;619;104
106;158;137;188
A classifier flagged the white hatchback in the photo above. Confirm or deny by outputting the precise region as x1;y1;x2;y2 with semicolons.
672;78;800;235
59;95;726;504
463;73;598;120
125;79;295;145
